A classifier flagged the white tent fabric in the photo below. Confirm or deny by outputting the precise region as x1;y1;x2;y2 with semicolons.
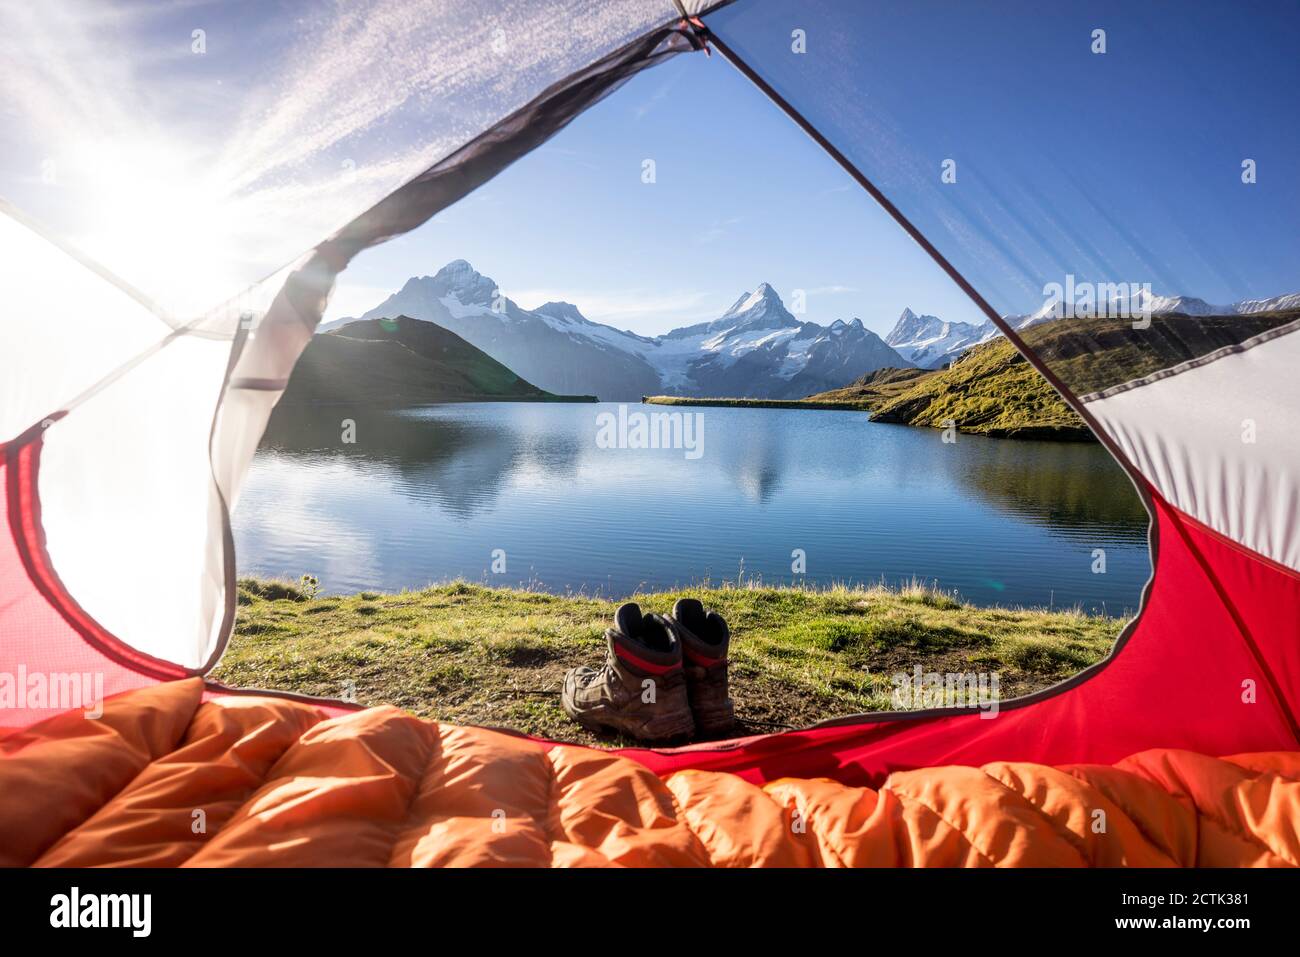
1;0;719;670
0;205;169;440
1085;324;1300;572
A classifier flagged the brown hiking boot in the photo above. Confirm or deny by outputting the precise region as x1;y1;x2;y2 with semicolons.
670;598;734;737
561;603;695;743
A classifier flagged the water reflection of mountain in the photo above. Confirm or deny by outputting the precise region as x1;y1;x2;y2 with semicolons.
259;404;584;519
726;426;789;504
705;409;1146;538
947;438;1149;539
260;402;1148;540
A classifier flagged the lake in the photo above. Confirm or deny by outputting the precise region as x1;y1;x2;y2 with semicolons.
234;402;1151;613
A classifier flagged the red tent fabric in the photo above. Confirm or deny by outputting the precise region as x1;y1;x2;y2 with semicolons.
3;0;1298;800
624;488;1300;784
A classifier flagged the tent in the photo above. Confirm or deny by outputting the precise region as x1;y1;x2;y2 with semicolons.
2;1;1298;865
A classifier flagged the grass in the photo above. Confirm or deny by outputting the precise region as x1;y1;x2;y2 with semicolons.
868;338;1091;440
1017;309;1300;397
646;351;1090;441
212;576;1124;748
860;309;1300;439
643;367;933;414
644;396;878;411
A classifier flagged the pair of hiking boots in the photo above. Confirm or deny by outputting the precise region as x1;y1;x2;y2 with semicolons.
561;598;733;744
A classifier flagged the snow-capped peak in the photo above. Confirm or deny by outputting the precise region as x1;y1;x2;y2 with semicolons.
1131;290;1216;316
531;301;587;324
428;259;498;305
885;307;996;369
722;282;782;318
668;281;800;340
1236;292;1300;314
885;307;948;346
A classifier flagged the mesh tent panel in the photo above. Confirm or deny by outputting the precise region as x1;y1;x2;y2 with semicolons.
704;0;1300;570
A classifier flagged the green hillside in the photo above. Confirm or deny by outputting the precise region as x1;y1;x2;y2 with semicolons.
842;309;1298;440
799;365;934;407
1015;309;1299;397
643;367;932;412
279;316;594;405
867;337;1090;440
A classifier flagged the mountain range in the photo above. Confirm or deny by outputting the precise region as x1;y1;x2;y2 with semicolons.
805;302;1300;440
325;261;911;400
884;309;996;369
884;289;1300;370
323;259;1300;398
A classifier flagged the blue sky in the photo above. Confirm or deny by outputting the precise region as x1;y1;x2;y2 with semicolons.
326;0;1300;337
3;1;1294;328
704;0;1300;319
327;50;987;337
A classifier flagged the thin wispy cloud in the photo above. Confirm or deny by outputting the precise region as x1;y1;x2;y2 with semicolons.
633;71;683;121
695;216;744;245
0;0;669;315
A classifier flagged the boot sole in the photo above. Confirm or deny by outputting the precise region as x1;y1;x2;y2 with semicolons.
561;697;695;744
691;703;735;738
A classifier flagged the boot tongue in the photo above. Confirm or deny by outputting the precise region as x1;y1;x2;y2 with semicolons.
676;598;707;629
672;598;708;638
673;598;728;648
639;614;677;654
614;602;644;641
703;611;730;648
614;602;675;654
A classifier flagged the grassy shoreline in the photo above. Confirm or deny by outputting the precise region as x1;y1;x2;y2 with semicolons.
643;395;875;411
646;337;1096;441
276;392;598;409
215;578;1124;747
644;392;1090;441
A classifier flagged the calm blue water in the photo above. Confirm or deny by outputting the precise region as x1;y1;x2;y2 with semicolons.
233;402;1151;613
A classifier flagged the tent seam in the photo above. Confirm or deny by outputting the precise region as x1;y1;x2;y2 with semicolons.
659;773;714;865
664;17;1165;766
1059;767;1187;866
1080;316;1300;403
383;721;445;867
885;787;998;867
5;439;191;681
978;767;1091;866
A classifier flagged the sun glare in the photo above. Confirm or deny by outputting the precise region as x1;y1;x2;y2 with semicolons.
79;140;244;318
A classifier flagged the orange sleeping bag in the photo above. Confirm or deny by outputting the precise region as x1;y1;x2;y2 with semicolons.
2;679;1297;867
